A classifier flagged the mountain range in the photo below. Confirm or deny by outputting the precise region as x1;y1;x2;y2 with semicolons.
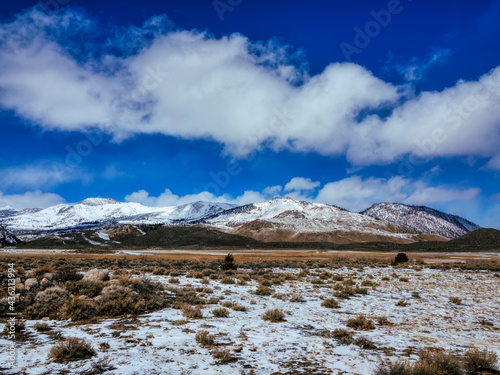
0;196;484;248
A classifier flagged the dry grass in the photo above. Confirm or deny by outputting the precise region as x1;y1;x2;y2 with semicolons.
48;337;96;363
321;298;340;309
463;348;499;374
181;304;203;319
262;308;286;322
195;330;215;347
212;307;230;318
346;314;375;330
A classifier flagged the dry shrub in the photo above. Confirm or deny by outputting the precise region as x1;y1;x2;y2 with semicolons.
413;350;463;375
212;348;237;364
212;307;229;318
254;287;273;296
66;280;104;298
321;298;340;309
49;337;96;363
377;316;392;326
182;304;203;319
262;308;285;322
463;348;499;374
195;330;215;347
330;328;354;345
33;322;51;332
32;265;55;279
346;314;375;330
374;360;412;375
231;304;247;312
221;277;235;285
355;336;377;349
449;297;462;305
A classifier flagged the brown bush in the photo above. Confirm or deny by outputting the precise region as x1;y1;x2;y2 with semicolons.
321;298;340;309
262;308;285;322
182;304;203;319
346;314;375;330
195;330;215;347
463;348;499;374
212;307;229;318
48;337;96;363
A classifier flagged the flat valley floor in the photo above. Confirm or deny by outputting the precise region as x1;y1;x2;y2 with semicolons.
1;250;499;374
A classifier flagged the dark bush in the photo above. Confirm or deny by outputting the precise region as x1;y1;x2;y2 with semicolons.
220;253;238;271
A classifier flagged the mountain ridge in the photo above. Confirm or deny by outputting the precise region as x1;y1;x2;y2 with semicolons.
3;196;481;244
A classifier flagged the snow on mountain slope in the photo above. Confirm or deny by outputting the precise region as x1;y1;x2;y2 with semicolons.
3;198;237;232
0;224;21;247
361;203;480;239
135;201;238;224
202;197;423;243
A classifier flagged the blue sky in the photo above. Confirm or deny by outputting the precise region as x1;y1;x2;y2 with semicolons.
0;0;499;228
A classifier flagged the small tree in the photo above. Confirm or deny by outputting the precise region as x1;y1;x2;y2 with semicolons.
220;253;238;271
394;253;409;265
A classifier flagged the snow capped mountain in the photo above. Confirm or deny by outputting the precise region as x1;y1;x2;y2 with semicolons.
2;196;480;244
202;197;427;243
361;203;480;239
0;224;21;247
0;206;18;219
3;198;237;233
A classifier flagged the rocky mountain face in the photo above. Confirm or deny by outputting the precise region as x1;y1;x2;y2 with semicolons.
3;198;236;235
3;196;481;244
0;224;21;247
361;203;480;239
201;197;448;244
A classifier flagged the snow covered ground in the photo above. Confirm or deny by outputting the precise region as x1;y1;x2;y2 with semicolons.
2;266;499;375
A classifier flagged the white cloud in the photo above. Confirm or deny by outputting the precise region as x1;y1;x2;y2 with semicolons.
395;49;451;82
315;175;480;212
284;177;320;192
263;185;282;195
1;8;499;169
0;191;65;209
315;176;408;211
0;163;87;188
403;184;481;205
124;188;267;207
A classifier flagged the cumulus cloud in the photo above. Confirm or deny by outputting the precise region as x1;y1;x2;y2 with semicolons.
0;190;65;209
315;176;408;211
314;175;480;212
0;163;87;188
124;188;267;207
1;8;499;168
403;183;480;205
284;177;320;192
125;175;479;212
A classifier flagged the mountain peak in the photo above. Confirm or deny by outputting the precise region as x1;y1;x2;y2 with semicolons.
78;198;120;206
362;202;480;239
